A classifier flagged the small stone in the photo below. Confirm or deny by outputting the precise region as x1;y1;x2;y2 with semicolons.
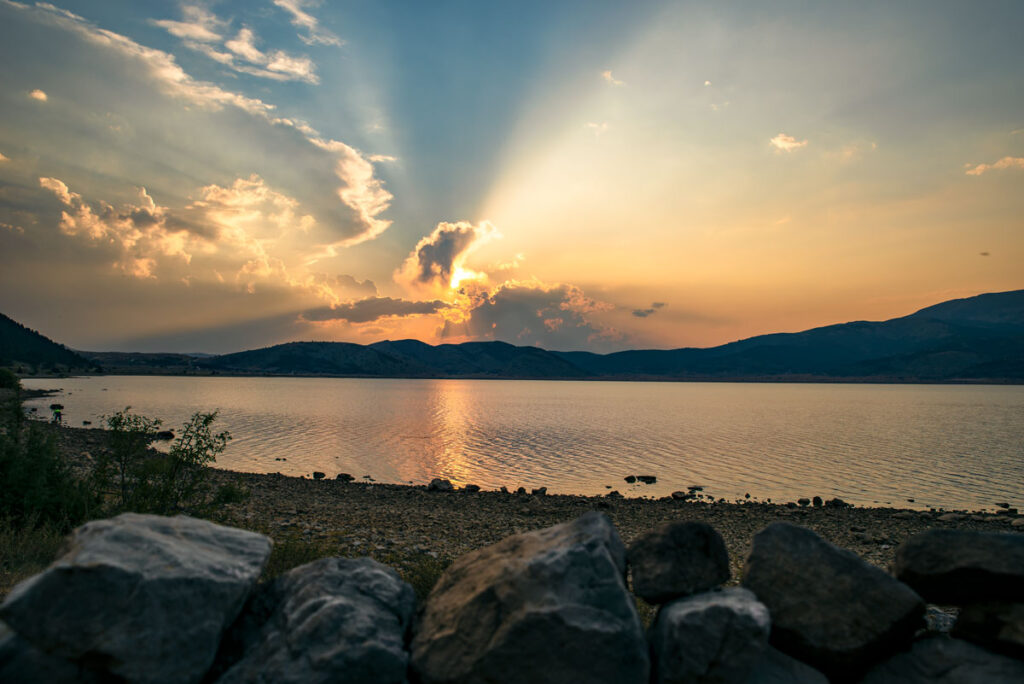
606;490;623;499
336;473;354;482
624;476;637;484
670;491;691;501
637;475;657;484
812;496;823;507
825;498;850;508
798;498;811;507
893;529;1024;603
1011;519;1024;528
500;486;509;494
312;471;325;480
952;602;1024;658
687;485;703;491
924;605;957;634
628;521;730;604
464;484;481;493
649;588;769;684
516;487;527;495
427;478;454;492
937;513;964;522
860;636;1024;683
995;508;1018;516
531;487;547;496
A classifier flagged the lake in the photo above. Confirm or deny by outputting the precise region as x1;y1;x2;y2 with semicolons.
22;376;1024;511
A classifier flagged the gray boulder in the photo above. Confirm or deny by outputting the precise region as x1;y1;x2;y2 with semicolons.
892;529;1024;603
743;646;828;684
952;602;1024;659
0;513;271;684
649;587;770;684
410;512;649;684
0;621;102;684
860;636;1024;683
628;520;730;604
741;522;923;680
214;557;415;684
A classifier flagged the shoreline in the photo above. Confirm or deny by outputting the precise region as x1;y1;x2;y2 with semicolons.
48;422;1024;581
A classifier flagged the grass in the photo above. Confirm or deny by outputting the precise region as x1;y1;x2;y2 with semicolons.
0;518;66;599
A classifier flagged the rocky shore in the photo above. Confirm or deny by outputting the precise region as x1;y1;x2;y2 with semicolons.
48;423;1023;583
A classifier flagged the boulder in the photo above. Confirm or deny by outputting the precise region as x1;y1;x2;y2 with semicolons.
0;621;102;684
893;529;1024;603
531;487;547;496
797;498;810;507
625;476;637;483
0;513;271;684
741;522;923;680
336;473;355;482
628;521;730;604
463;484;481;493
427;478;454;492
860;636;1024;683
213;557;415;684
811;496;823;507
637;475;657;484
410;512;649;684
312;471;325;480
649;587;769;684
743;645;828;684
952;602;1024;659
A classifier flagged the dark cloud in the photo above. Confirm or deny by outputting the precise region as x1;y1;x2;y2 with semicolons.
632;301;667;317
333;274;377;295
303;297;450;323
441;282;620;351
398;221;495;288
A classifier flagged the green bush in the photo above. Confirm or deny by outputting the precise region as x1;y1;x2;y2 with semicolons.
0;394;97;530
0;368;20;391
93;408;231;515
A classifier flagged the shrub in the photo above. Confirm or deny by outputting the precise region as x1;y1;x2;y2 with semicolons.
0;368;20;391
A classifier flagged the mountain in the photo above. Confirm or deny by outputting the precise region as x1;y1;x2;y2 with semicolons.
553;290;1024;381
0;313;96;372
5;289;1022;381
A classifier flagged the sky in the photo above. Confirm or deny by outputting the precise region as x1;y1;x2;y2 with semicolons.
0;0;1022;354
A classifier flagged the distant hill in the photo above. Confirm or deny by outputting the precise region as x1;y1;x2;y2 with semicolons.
554;290;1024;381
0;313;96;372
7;289;1023;382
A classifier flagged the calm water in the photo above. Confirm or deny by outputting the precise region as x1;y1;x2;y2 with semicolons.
22;376;1024;511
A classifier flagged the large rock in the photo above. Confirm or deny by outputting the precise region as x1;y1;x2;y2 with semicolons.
649;587;770;684
213;557;415;684
892;529;1024;604
0;621;101;684
860;636;1024;683
952;602;1024;659
0;513;271;684
410;512;649;684
741;522;923;680
628;521;730;604
743;646;828;684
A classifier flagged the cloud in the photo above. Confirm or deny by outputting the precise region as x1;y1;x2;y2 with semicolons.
28;89;47;101
440;281;619;351
273;0;343;47
965;156;1024;176
397;221;498;291
153;6;319;84
601;70;624;86
0;152;7;162
585;122;609;136
769;133;808;152
369;154;397;163
9;1;390;245
150;6;223;43
303;297;450;323
632;302;666;318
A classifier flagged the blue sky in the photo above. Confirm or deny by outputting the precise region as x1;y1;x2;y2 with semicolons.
1;1;1022;352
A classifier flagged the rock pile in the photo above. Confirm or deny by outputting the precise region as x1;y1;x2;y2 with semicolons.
2;513;1023;683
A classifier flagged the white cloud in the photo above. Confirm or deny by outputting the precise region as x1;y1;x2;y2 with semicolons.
369;154;397;163
585;122;609;136
273;0;342;47
150;6;223;43
29;89;47;101
769;133;808;152
601;70;624;86
9;2;390;246
965;156;1024;176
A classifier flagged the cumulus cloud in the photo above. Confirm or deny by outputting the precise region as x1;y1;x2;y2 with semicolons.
769;133;808;152
11;1;390;246
302;297;450;323
151;5;223;43
397;221;498;291
601;70;624;86
965;156;1024;176
440;281;618;351
273;0;343;47
28;89;47;101
632;301;666;318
